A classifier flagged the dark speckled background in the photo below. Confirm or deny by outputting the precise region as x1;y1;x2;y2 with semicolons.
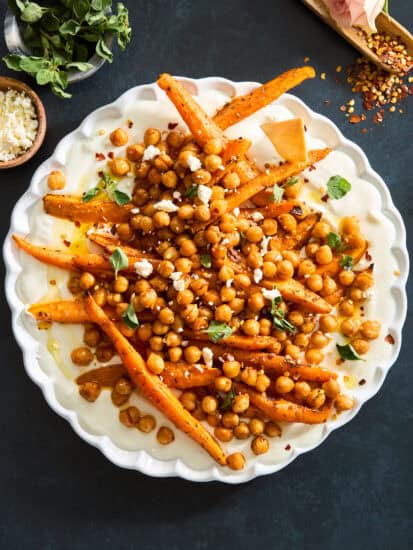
0;1;412;548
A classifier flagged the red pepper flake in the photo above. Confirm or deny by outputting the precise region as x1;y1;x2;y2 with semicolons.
63;239;71;248
304;124;307;132
75;221;81;228
340;105;347;112
95;152;105;161
49;279;56;286
168;122;178;130
304;178;309;183
98;170;104;178
349;114;362;124
373;109;385;124
284;444;291;451
323;99;331;106
361;128;369;134
334;77;341;84
359;379;366;386
308;164;316;172
304;56;310;63
321;194;329;202
365;250;372;261
385;334;395;345
127;119;133;128
108;151;115;159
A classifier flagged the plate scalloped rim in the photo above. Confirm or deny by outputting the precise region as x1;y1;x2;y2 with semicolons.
3;76;409;483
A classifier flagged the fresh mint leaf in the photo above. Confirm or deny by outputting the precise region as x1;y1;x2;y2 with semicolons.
200;253;212;269
19;55;49;73
336;343;364;361
110;247;128;278
122;303;139;330
327;232;345;252
113;189;131;206
327;175;351;200
203;321;233;343
340;255;354;270
82;187;100;202
272;184;284;203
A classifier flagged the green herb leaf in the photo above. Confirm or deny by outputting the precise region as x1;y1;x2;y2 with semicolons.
203;321;233;343
336;343;364;361
272;184;284;203
220;385;236;411
19;55;49;73
51;83;72;99
270;297;296;334
73;0;90;21
184;185;198;198
327;232;345;252
200;253;212;269
110;247;128;278
122;303;139;330
82;187;100;202
65;61;93;71
36;68;54;85
113;189;131;206
3;54;23;71
59;19;81;36
340;255;354;270
327;175;352;200
96;37;113;62
20;2;47;24
284;176;299;188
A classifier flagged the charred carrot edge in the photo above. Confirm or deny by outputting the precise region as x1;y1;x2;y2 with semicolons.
185;331;281;352
213;67;316;129
85;296;227;466
87;232;160;263
43;194;133;223
28;300;90;323
161;363;220;389
157;73;224;147
261;278;332;314
235;383;332;424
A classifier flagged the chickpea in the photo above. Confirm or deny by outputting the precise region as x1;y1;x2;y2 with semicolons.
79;382;101;402
228;394;249;416
259;318;272;336
180;391;197;411
319;315;338;333
218;265;234;283
114;377;133;396
144;128;161;146
116;222;133;241
214;376;232;393
204;138;223;155
167;130;184;149
147;352;165;374
206;412;221;427
246;225;264;243
278;213;297;233
223;172;240;189
352;338;370;355
181;304;199;323
341;216;359;234
262;218;278;236
174;258;192;274
294;333;309;348
161;170;178;189
275;376;294;394
158;307;174;325
315;245;333;265
241;367;258;386
288;310;304;326
340;318;360;338
305;348;324;364
155;426;174;445
360;320;381;340
322;379;340;399
79;271;96;290
67;275;81;295
233;274;250;290
340;299;355;317
152;321;169;336
109;158;130;176
214;304;232;323
48;170;65;190
149;336;164;352
126;143;144;162
310;331;329;349
234;422;250;440
227;452;245;471
229;298;245;315
285;344;301;360
139;289;157;309
248;292;265;313
306;242;319;257
222;412;240;428
110;127;128;146
152;210;170;228
194;205;211;222
321;276;337;296
204;154;223;172
242;319;260;336
193;169;212;185
119;406;141;428
335;394;355;411
265;422;282;438
312;221;330;239
249;417;265;435
298;259;316;277
338;269;356;286
277;259;294;279
111;389;129;407
113;275;129;294
83;326;100;348
354;271;374;290
184;346;202;364
294;381;311;400
71;346;93;366
307;273;323;292
307;388;326;409
168;347;183;362
262;261;277;279
214;427;233;442
251;435;269;455
137;414;156;433
255;373;271;393
96;343;115;363
179;239;197;257
349;288;364;302
201;395;218;414
210;199;227;217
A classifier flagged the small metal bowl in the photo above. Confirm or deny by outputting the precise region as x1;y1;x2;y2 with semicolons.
0;76;47;169
4;9;113;84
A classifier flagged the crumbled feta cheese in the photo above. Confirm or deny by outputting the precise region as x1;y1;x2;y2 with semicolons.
260;235;271;256
142;145;160;161
253;268;263;283
0;89;38;161
251;212;264;222
170;271;185;291
187;154;201;172
172;190;181;200
202;347;214;368
233;207;240;216
226;279;233;288
134;259;153;278
262;287;281;301
197;184;212;206
153;200;179;213
221;238;230;245
131;207;140;214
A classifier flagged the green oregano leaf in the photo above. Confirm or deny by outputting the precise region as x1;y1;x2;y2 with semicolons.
327;232;345;252
340;255;354;270
122;303;139;330
327;175;352;200
200;253;212;269
110;247;128;278
203;321;233;343
336;343;364;361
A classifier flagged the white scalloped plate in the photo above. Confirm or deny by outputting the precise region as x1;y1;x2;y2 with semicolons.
3;77;409;483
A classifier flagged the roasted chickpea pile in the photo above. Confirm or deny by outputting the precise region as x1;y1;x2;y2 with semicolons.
60;120;383;470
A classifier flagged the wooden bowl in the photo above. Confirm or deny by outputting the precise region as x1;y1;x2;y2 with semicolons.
0;76;46;169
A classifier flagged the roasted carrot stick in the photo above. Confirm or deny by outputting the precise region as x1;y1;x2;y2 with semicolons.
29;300;90;323
161;363;220;389
185;331;281;352
87;232;159;262
157;73;224;147
235;383;332;424
44;194;133;223
316;240;368;277
261;278;332;314
85;296;227;466
213;67;316;129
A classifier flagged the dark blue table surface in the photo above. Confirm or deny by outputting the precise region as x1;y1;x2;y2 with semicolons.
0;1;412;548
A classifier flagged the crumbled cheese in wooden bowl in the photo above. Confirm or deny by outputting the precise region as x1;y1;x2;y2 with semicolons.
0;89;38;162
